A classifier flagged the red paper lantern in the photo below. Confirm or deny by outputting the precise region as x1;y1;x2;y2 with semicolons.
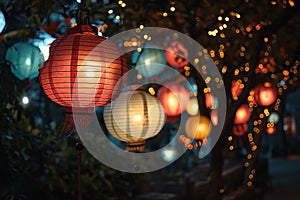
254;82;277;106
157;83;190;116
165;41;189;68
234;104;251;124
266;126;276;135
39;25;127;134
205;93;215;109
233;123;248;136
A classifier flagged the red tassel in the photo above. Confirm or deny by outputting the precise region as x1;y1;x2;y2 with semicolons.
60;107;94;136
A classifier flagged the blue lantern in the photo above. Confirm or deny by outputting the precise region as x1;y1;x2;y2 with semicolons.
131;44;166;78
5;42;44;80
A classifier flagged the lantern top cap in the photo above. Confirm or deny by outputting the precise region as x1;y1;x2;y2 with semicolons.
67;25;98;36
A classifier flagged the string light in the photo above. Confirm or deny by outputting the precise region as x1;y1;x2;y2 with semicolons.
22;96;29;105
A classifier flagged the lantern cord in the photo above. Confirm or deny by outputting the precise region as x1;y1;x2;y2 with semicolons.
75;142;84;200
76;0;90;26
77;147;83;200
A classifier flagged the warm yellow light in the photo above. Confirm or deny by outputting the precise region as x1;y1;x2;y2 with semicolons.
163;12;168;17
108;9;113;14
186;98;199;116
170;6;176;12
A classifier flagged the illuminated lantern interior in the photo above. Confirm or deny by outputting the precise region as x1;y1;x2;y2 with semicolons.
131;44;166;77
157;83;190;116
6;42;44;80
39;25;127;134
234;104;251;124
186;97;199;116
266;126;276;135
254;82;277;106
185;115;211;140
104;90;166;152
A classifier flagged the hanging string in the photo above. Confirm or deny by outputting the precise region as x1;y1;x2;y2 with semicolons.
75;142;84;200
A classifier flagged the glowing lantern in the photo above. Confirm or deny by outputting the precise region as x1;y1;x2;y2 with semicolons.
5;42;44;80
39;25;127;134
131;44;166;77
165;41;189;68
231;80;243;100
266;126;276;135
210;109;218;126
234;104;251;124
104;90;166;152
205;93;215;109
157;83;190;116
233;123;248;136
186;97;199;116
254;82;277;106
161;146;178;162
185;115;211;140
268;112;280;124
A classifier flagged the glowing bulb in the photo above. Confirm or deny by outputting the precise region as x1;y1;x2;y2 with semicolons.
170;6;175;12
22;96;29;104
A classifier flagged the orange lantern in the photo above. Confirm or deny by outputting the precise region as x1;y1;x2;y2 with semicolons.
234;104;251;124
165;41;189;68
39;25;127;134
185;115;211;140
231;80;243;100
157;83;190;116
233;123;248;136
254;82;277;106
266;126;276;135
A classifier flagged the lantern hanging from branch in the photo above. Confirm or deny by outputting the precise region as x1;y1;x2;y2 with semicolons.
266;126;276;135
165;41;189;68
233;123;248;136
185;115;211;145
157;83;190;117
234;104;251;124
6;42;44;80
254;82;277;107
39;25;127;135
103;90;166;152
186;97;199;116
131;44;166;78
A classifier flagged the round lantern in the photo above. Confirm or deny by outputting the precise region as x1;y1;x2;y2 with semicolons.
186;97;199;116
165;41;189;68
266;126;276;135
233;123;248;136
103;90;166;152
268;112;280;124
185;115;211;140
131;44;166;77
157;83;190;116
5;42;44;80
254;82;277;106
39;25;127;135
234;104;251;124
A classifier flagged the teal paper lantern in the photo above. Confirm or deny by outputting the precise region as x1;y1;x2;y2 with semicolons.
131;44;166;77
5;42;44;80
